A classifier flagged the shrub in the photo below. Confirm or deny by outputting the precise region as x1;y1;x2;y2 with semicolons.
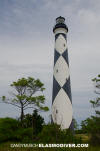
81;116;100;145
22;110;44;135
38;124;81;144
0;118;20;142
14;128;33;142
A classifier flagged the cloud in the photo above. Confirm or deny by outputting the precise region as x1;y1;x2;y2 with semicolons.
0;0;100;123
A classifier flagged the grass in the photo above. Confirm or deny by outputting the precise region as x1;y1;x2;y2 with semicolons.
0;142;100;151
75;133;90;142
0;134;99;151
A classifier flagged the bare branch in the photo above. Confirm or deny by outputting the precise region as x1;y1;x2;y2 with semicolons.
94;90;100;95
0;101;21;108
24;106;36;110
23;101;35;108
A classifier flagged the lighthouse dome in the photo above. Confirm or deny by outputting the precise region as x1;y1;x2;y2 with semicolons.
53;16;68;33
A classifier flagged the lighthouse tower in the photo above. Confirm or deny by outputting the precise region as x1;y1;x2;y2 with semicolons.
52;16;73;129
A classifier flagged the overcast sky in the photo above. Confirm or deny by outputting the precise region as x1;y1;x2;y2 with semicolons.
0;0;100;124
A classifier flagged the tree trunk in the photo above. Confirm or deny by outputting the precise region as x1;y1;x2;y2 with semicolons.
21;106;24;123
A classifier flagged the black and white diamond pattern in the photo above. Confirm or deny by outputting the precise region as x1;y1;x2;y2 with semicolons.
52;33;72;129
53;56;69;87
55;34;67;54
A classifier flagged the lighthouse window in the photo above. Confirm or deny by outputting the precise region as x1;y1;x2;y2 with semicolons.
56;109;58;114
56;69;58;73
63;44;65;47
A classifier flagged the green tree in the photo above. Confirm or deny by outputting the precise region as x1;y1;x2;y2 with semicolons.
23;109;44;134
1;77;49;122
81;74;100;145
73;118;79;131
90;74;100;108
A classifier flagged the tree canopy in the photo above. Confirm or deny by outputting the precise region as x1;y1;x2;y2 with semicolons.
1;77;49;122
81;74;100;145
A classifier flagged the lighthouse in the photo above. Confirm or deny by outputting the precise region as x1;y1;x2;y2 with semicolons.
52;16;73;129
